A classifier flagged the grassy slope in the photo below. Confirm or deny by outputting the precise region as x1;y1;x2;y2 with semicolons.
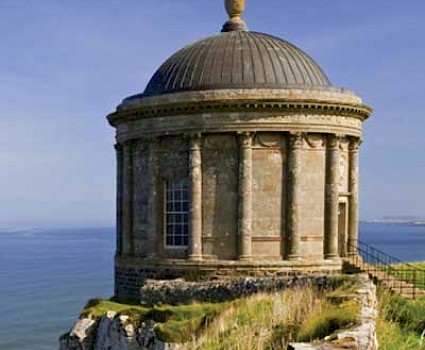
377;290;425;350
80;280;360;348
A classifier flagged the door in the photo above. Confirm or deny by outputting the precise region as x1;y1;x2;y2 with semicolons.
338;202;347;257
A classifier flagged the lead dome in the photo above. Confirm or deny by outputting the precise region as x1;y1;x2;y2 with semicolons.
140;31;331;98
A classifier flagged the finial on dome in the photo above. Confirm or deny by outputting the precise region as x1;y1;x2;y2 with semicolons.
222;0;248;32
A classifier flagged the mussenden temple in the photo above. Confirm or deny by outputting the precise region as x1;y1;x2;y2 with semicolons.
107;0;372;299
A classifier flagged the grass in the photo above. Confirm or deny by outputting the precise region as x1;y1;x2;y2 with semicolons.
389;261;425;289
188;281;360;350
80;298;228;343
78;278;360;348
377;289;425;350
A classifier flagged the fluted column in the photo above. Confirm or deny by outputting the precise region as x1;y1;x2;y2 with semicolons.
287;133;303;260
115;144;123;255
324;135;340;259
188;134;203;261
238;132;253;260
122;142;134;255
348;138;361;255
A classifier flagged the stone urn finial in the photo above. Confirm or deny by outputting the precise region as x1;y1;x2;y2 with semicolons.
225;0;246;19
222;0;248;32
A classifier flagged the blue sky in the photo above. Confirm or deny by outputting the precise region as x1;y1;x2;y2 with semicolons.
1;0;424;228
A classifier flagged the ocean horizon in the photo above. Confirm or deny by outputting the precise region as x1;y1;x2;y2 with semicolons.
0;222;424;350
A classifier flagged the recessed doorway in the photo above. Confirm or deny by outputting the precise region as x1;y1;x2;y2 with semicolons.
338;202;348;257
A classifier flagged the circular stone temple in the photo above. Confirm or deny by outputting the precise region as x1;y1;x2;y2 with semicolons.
107;0;372;299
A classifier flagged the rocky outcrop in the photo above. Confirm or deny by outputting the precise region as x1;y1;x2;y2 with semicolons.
59;311;184;350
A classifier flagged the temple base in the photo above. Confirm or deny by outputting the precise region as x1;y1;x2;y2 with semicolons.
114;254;342;300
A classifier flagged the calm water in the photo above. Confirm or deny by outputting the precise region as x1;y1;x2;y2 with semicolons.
0;228;114;350
0;223;424;350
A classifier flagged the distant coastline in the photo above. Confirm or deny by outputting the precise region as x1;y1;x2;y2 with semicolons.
362;218;425;227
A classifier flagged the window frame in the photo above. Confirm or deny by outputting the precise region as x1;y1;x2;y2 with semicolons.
164;178;190;249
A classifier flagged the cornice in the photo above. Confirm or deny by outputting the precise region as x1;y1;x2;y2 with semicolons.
107;98;372;126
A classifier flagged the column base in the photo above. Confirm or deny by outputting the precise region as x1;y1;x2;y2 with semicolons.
288;254;302;261
188;254;203;262
238;255;253;262
324;254;340;260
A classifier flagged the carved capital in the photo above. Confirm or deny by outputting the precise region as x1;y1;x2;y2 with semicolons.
349;137;362;151
289;132;305;149
238;132;253;148
339;137;350;151
189;133;202;151
327;134;341;149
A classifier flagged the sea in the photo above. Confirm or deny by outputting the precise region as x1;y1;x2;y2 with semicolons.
0;222;424;350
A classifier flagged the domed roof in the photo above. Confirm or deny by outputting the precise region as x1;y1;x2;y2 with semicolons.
142;31;331;98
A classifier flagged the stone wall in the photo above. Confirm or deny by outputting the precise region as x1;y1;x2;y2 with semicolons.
299;135;326;259
252;133;286;259
202;134;238;260
139;275;336;306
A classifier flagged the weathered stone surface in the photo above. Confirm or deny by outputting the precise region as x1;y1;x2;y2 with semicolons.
139;276;338;306
113;131;364;298
59;317;96;350
60;315;184;350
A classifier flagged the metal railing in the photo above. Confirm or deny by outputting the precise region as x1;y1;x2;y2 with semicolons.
346;240;425;299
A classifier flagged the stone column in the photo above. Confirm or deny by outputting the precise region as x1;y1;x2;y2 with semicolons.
115;144;123;255
147;138;160;258
324;135;340;259
188;134;203;261
122;142;134;255
132;139;148;257
238;132;253;261
287;133;304;260
348;138;361;255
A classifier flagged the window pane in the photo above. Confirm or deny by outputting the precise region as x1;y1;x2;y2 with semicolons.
165;179;189;247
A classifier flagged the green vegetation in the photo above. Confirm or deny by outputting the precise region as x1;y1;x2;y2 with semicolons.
377;290;425;350
189;282;359;350
81;298;228;343
388;261;425;289
80;280;359;348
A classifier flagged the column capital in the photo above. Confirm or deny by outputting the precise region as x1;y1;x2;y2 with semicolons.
289;132;305;149
326;134;342;149
349;137;362;151
238;131;254;148
188;133;202;149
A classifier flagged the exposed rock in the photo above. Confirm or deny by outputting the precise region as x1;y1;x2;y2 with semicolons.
60;314;184;350
59;317;96;350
